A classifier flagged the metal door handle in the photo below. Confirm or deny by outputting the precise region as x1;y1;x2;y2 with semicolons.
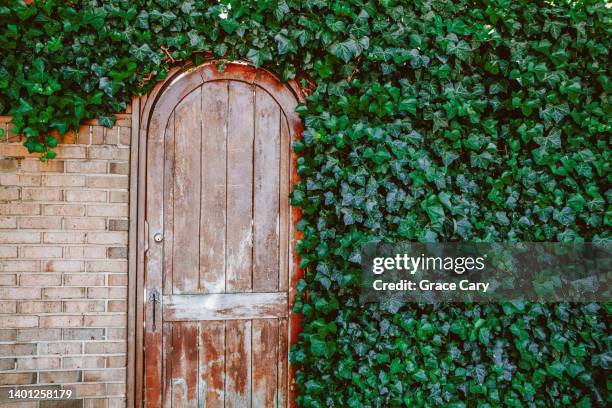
149;288;160;332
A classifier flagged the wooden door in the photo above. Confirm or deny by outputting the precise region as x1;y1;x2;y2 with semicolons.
141;64;302;408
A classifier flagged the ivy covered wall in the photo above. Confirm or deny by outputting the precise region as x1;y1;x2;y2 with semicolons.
1;0;610;406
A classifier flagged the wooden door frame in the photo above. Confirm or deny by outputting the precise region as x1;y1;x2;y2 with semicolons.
127;61;306;408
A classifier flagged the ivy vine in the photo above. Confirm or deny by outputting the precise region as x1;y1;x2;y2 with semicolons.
1;0;611;406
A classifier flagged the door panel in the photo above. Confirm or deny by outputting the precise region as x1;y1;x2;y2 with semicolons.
144;70;297;408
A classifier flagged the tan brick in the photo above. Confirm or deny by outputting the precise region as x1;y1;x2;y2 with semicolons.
43;260;84;272
38;342;81;355
0;372;36;385
106;381;127;396
0;343;37;357
0;144;31;157
21;246;63;258
106;328;126;340
62;246;106;259
0;246;17;257
84;368;125;382
87;287;126;299
0;315;38;328
0;231;40;244
0;158;19;172
63;300;105;313
65;160;107;174
19;216;62;229
77;125;91;144
39;370;82;384
63;217;106;230
0;274;17;285
0;358;16;371
91;126;104;145
39;159;65;173
64;382;106;398
64;274;105;287
107;300;126;312
0;301;17;313
43;204;85;216
42;287;86;299
21;188;62;201
86;232;127;245
0;186;19;200
119;127;131;145
0;203;40;215
88;146;129;160
42;174;85;187
18;301;62;314
16;356;61;370
86;176;128;189
108;397;127;407
0;216;17;228
87;203;128;217
63;356;105;369
104;127;118;144
86;260;126;273
84;314;125;328
65;189;107;202
106;356;126;369
55;145;87;159
107;219;128;231
0;329;17;341
16;328;61;341
63;328;104;341
44;232;86;244
21;159;64;173
0;260;39;272
19;273;62;286
108;162;128;175
108;274;127;286
0;288;40;299
0;174;41;187
108;191;128;203
83;247;108;259
85;341;125;354
40;315;84;328
106;247;126;259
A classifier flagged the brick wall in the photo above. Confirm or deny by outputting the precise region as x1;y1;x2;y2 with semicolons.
0;116;131;408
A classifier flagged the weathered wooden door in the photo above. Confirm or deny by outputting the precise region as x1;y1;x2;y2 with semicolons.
141;64;302;408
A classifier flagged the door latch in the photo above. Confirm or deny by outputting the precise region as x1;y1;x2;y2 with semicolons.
148;288;160;332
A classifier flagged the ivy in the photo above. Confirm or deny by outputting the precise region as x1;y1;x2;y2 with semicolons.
1;0;611;406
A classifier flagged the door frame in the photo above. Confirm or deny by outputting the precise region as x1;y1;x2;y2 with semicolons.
127;61;306;407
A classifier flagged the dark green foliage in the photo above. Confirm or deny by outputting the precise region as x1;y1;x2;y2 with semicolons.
1;0;611;405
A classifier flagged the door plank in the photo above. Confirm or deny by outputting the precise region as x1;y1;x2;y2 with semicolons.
163;292;288;321
170;322;199;408
144;100;170;408
226;81;254;292
200;81;229;294
279;114;290;292
163;112;176;295
225;320;252;408
253;88;281;291
162;322;172;408
199;320;225;407
252;319;279;408
172;89;202;294
277;318;289;408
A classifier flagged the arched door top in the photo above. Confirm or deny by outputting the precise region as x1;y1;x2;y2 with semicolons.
140;62;304;141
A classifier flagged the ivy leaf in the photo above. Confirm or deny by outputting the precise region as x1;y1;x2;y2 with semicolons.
330;38;360;63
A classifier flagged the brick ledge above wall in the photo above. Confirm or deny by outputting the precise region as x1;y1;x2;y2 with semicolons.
0;117;130;408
